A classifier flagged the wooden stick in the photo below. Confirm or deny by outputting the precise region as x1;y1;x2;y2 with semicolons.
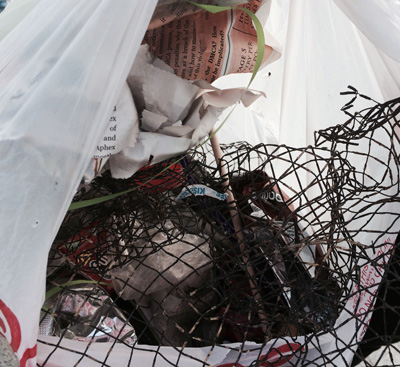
209;129;269;338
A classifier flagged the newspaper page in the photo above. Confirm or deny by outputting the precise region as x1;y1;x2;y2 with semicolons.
148;0;248;29
143;0;274;83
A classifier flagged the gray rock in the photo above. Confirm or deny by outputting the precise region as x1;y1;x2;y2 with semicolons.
0;335;19;367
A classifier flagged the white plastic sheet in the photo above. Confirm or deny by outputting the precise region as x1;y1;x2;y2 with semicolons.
0;1;157;365
216;0;400;148
37;335;309;367
0;0;40;40
334;0;400;63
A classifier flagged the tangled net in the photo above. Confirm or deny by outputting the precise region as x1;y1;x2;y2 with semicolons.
39;89;400;367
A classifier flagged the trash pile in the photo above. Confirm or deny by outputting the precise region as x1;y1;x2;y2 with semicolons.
39;87;400;367
43;144;344;348
39;0;291;350
1;0;399;366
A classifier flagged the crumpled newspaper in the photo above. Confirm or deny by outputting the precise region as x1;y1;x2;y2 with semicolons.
86;45;264;181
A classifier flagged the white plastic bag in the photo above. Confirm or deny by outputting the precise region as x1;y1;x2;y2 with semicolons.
0;1;157;365
0;0;40;40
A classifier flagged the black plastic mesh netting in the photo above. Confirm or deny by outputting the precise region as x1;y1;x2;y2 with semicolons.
38;90;400;366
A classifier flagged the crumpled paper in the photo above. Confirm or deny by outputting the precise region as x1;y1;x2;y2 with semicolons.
84;82;140;182
89;45;264;180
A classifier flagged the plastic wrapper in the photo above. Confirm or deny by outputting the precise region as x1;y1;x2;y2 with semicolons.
110;219;214;346
111;219;212;298
56;225;115;293
38;312;60;338
41;284;137;345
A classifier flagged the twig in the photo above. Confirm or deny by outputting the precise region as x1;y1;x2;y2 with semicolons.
209;129;269;339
